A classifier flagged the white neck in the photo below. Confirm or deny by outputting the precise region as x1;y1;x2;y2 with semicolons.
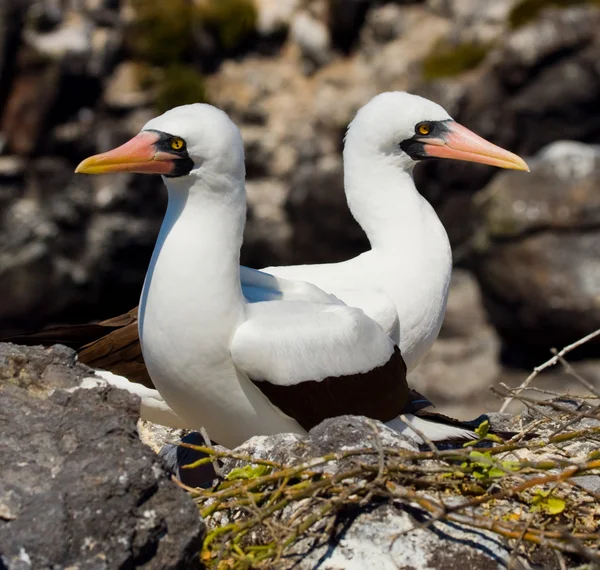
139;173;247;367
343;137;453;368
344;140;429;250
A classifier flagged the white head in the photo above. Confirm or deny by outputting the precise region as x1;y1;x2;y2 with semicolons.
75;103;246;189
345;92;528;172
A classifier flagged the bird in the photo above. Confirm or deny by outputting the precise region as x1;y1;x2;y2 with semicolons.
7;92;528;390
260;92;529;370
69;102;503;448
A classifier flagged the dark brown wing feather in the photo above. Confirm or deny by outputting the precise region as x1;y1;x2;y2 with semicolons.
2;306;152;388
3;323;121;349
250;346;410;431
78;320;152;388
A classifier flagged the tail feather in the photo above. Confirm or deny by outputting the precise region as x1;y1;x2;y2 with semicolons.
1;307;152;388
387;413;476;444
2;323;119;350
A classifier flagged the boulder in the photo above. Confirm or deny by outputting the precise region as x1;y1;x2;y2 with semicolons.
0;156;165;337
0;343;204;569
473;141;600;357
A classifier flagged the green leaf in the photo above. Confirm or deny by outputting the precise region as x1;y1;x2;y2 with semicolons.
488;467;505;478
485;433;504;444
475;420;490;438
226;464;272;481
545;497;566;515
530;490;565;515
501;461;521;472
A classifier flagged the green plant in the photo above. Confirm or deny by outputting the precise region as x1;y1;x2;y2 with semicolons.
128;0;194;66
196;0;257;51
156;65;208;113
422;41;491;80
530;489;566;515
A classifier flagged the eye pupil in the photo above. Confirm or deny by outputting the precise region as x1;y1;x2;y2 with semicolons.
171;137;184;150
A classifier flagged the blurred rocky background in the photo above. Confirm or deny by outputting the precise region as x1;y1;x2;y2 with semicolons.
1;0;599;417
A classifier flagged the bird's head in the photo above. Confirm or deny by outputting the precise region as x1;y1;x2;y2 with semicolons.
346;92;529;172
75;103;245;183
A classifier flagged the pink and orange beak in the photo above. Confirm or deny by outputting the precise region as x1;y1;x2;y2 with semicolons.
75;131;180;175
419;121;529;171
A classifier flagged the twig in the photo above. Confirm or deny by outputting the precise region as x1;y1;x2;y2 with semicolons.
368;419;386;485
553;350;600;399
500;328;600;412
200;426;224;478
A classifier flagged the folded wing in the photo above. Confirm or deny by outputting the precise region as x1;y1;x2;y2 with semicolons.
231;301;409;431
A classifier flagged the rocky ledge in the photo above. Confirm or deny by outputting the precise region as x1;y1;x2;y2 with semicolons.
0;343;204;570
1;343;598;569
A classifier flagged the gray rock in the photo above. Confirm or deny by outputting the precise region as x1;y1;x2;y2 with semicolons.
287;502;519;570
474;142;600;354
290;11;332;70
573;475;600;495
0;343;204;569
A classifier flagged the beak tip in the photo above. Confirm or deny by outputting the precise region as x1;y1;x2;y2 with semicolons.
515;159;530;173
74;160;89;174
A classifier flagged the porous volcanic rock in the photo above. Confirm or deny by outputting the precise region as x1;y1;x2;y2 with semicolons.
0;343;204;570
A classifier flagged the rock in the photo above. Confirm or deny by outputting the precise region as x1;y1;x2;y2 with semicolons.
0;343;204;569
287;502;518;570
359;4;406;47
286;154;369;264
473;142;600;355
427;0;516;43
0;0;31;112
456;4;600;157
23;12;92;60
415;3;600;251
0;153;165;336
103;61;153;110
0;46;60;155
290;10;332;70
255;0;299;36
328;0;371;53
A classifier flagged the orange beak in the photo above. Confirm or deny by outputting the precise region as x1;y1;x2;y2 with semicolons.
420;122;529;171
75;131;178;175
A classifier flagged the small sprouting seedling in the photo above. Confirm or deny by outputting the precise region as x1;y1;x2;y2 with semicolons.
226;464;272;481
462;451;506;480
463;419;504;447
461;450;521;480
530;490;566;515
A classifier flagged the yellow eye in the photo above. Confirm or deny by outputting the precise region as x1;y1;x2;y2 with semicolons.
417;123;431;136
170;137;185;151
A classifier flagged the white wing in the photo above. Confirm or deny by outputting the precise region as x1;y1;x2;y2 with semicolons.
325;288;398;339
240;266;344;305
231;300;395;386
257;261;399;339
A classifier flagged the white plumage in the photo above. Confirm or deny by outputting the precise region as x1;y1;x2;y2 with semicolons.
75;93;528;448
